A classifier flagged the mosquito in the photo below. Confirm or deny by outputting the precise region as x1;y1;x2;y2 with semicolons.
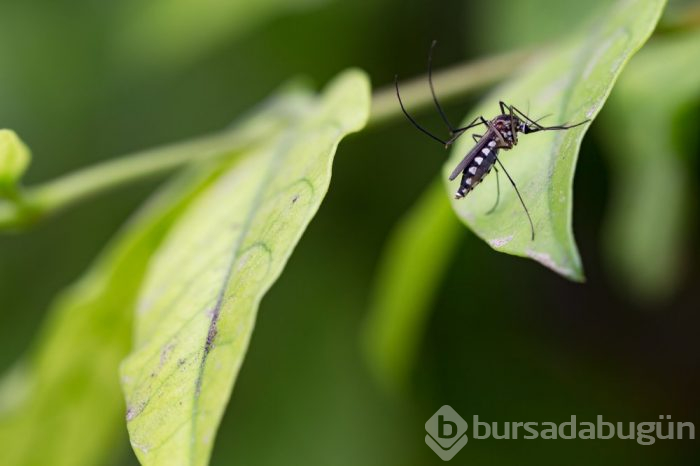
395;40;589;240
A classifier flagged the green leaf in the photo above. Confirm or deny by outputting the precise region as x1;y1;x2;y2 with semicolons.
444;0;667;281
0;90;314;466
600;29;700;301
120;69;370;466
0;129;30;198
0;169;218;466
363;181;461;393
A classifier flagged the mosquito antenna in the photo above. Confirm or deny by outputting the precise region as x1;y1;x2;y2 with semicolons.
510;105;545;128
506;103;550;131
510;105;589;131
395;75;448;145
427;40;456;134
494;155;535;240
533;113;551;124
544;119;590;130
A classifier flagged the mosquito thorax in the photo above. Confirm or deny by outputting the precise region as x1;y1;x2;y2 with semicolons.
491;115;520;146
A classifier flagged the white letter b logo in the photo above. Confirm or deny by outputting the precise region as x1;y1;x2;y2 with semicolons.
425;406;468;461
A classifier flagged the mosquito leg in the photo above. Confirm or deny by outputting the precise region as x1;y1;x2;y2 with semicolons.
493;155;535;240
485;166;500;215
428;40;457;134
444;129;464;147
452;116;485;132
443;117;487;147
395;75;448;145
472;134;482;143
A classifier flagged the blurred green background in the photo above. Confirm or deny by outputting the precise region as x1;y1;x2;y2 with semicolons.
1;0;699;464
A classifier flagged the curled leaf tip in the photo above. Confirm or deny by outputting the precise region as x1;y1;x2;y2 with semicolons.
0;129;31;199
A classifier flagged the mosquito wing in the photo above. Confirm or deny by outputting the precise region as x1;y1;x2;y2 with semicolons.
448;135;491;181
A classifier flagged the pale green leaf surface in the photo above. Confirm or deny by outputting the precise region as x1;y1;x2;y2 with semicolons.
444;0;667;281
120;70;370;466
601;29;700;300
0;90;313;466
363;181;461;393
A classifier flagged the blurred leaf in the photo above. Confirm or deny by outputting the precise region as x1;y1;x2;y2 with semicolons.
114;0;328;71
0;130;30;199
659;0;700;31
469;0;609;53
0;89;314;466
600;29;700;301
120;70;370;466
445;0;667;281
363;181;461;393
0;168;218;466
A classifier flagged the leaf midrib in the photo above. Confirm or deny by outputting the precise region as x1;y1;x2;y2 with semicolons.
187;139;287;464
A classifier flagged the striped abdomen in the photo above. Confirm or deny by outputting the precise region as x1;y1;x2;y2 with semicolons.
455;138;499;199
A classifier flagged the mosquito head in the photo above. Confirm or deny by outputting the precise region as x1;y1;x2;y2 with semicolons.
504;115;534;134
518;120;538;134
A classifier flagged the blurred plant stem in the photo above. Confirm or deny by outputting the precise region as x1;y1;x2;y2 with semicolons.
0;131;250;230
0;48;531;231
369;48;531;127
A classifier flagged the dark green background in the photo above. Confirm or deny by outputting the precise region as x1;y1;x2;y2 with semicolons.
1;0;698;464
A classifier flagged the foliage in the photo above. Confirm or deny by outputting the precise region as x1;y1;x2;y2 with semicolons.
365;0;667;391
0;88;335;466
120;70;369;466
601;29;700;300
362;181;460;393
1;1;699;466
445;0;668;280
